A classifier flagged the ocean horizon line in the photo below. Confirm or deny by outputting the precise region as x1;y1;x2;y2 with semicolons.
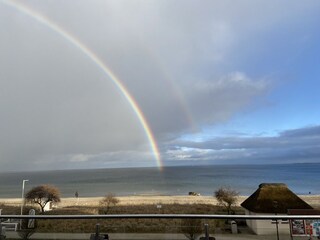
0;161;318;174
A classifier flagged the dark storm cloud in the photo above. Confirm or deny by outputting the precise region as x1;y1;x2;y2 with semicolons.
167;125;320;164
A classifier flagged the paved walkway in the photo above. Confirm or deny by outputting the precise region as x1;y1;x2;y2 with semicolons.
4;232;316;240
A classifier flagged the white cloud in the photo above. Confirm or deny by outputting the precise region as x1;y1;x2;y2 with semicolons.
182;72;268;125
70;154;91;163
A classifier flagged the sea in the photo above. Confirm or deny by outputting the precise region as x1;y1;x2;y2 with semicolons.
0;163;319;198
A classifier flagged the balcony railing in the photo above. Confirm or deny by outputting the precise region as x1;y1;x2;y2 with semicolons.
1;214;320;239
2;213;320;219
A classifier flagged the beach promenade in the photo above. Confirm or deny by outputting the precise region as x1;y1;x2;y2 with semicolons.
4;232;314;240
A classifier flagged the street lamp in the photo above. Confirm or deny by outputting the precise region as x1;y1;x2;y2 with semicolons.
20;179;29;230
21;180;29;215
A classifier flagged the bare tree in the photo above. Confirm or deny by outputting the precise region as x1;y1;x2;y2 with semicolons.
214;187;239;214
25;185;61;213
181;218;202;240
99;193;120;214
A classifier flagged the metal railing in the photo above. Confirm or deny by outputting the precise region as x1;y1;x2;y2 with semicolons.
1;214;320;239
1;214;320;219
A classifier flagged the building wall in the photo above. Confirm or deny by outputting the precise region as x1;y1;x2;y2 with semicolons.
43;201;53;212
244;209;256;231
245;210;290;235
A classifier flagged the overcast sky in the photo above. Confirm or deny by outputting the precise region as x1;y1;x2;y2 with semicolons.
0;0;320;171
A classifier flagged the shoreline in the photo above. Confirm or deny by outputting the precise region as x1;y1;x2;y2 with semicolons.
1;194;319;208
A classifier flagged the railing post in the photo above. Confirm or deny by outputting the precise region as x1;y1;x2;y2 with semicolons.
275;219;279;240
204;223;209;240
95;223;100;240
273;201;280;240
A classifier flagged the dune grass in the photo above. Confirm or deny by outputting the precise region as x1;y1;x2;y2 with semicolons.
0;202;243;233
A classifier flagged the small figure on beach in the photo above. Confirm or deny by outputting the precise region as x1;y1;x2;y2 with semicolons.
75;191;79;198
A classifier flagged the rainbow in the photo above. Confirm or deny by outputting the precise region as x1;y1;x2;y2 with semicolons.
142;44;197;131
2;0;163;170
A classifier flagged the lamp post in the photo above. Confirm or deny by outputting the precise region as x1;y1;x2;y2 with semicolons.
21;180;29;215
20;179;29;230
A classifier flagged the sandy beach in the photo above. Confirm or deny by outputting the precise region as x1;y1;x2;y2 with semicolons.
1;195;319;208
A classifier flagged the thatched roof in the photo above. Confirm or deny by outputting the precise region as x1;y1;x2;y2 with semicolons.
241;183;313;213
288;209;320;215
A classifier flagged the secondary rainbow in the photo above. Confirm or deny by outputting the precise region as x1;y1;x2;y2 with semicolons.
2;0;163;170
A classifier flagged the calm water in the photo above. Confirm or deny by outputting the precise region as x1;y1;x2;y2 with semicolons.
0;163;319;198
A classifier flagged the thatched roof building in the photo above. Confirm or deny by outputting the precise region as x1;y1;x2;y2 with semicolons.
241;183;313;214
